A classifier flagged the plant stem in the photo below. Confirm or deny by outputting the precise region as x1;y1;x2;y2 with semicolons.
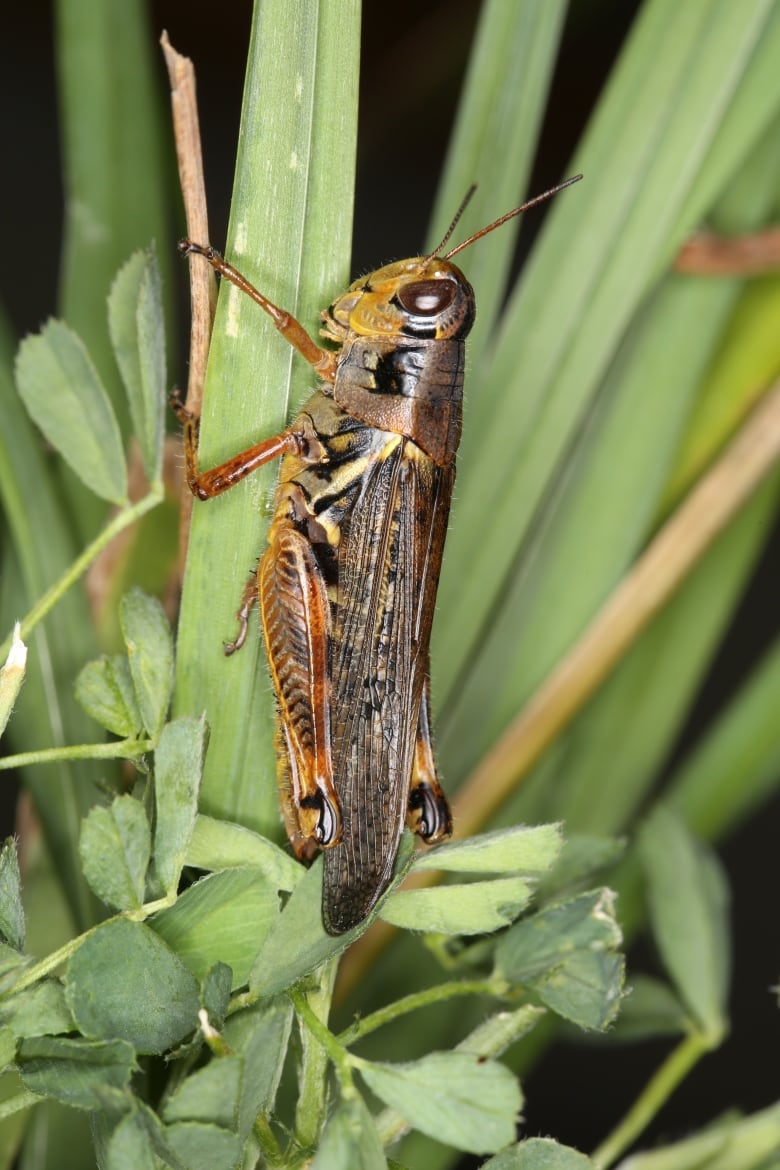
127;892;177;920
0;739;152;770
253;1111;283;1167
591;1030;712;1168
0;489;162;661
2;928;102;996
289;962;352;1154
337;978;498;1046
1;897;174;998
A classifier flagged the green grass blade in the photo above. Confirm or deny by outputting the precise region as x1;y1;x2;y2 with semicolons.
660;113;780;511
17;1102;93;1170
54;0;172;542
439;274;741;780
670;634;780;841
0;320;102;931
425;0;568;369
516;472;780;835
345;6;780;1101
440;88;780;786
55;0;171;413
435;0;780;703
173;0;360;832
589;625;780;959
454;106;780;830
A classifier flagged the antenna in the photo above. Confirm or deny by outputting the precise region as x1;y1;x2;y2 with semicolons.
441;174;582;261
426;184;478;261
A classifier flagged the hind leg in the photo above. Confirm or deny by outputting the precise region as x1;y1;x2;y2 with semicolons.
259;522;342;854
407;677;452;843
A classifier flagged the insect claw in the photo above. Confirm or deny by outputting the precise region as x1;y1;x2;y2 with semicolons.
168;386;194;424
316;792;341;846
178;238;222;263
300;790;341;846
408;782;452;842
224;613;250;656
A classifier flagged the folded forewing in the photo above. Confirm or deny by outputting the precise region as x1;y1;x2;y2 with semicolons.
322;435;454;933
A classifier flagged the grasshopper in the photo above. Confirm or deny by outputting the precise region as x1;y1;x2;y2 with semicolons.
176;175;580;934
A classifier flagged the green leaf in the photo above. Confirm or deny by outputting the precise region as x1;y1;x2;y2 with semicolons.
639;805;730;1040
108;249;165;484
249;859;356;995
537;836;625;900
66;919;200;1054
312;1094;387;1170
359;1051;521;1155
162;1056;242;1129
610;975;688;1042
17;1035;136;1111
78;795;151;912
611;1099;780;1170
163;1121;242;1170
0;941;28;990
495;890;624;1030
222;998;293;1135
380;876;533;935
497;889;622;977
250;837;414;997
103;1097;186;1170
105;1112;158;1170
457;1005;545;1058
152;868;279;986
0;326;115;935
0;980;74;1039
120;588;174;740
74;654;142;738
186;814;302;892
201;963;233;1029
0;839;25;951
15;321;128;504
482;1137;595;1170
91;1086;136;1128
537;950;625;1032
0;1025;17;1071
154;716;207;897
412;824;562;875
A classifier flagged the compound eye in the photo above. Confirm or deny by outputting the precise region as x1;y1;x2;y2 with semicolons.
396;278;457;317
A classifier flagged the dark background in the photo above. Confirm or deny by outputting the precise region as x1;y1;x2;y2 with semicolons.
1;0;777;1161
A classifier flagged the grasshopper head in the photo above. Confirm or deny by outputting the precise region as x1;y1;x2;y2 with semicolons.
322;256;476;344
321;175;582;348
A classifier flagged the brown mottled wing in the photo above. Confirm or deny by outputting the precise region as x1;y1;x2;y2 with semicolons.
322;436;455;934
